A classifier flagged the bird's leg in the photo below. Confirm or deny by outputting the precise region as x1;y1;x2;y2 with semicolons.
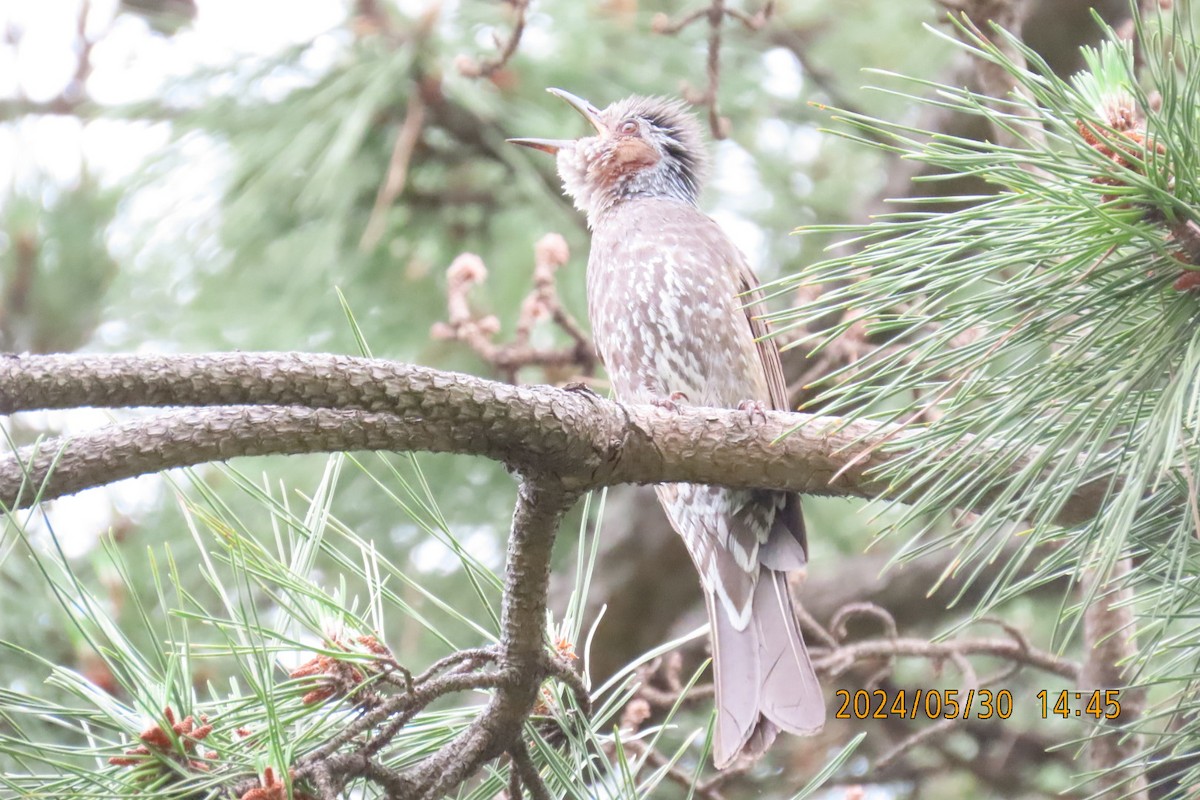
737;399;769;424
650;391;690;413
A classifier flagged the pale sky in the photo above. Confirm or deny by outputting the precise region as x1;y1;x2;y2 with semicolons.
2;0;347;553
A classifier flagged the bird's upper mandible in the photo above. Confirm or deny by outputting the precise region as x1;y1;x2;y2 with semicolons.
509;89;710;226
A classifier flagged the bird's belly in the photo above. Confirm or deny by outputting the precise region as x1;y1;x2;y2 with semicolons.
588;259;764;407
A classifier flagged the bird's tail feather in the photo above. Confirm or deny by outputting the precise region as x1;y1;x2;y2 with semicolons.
710;570;824;769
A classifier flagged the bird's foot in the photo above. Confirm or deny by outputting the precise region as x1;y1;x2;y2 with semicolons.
651;391;690;413
737;399;769;423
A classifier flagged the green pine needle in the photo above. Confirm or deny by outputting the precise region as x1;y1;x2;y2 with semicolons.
775;8;1200;786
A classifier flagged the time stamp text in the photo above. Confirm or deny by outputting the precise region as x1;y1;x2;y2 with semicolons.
833;689;1123;720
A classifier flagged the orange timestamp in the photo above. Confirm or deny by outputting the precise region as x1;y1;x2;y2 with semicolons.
1037;689;1122;719
834;688;1013;720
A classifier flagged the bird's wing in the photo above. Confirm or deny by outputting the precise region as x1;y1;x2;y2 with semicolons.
734;259;809;563
734;260;790;413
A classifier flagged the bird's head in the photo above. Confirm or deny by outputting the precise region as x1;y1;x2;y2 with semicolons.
509;89;709;226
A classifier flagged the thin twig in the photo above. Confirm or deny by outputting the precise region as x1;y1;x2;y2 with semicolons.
651;0;776;139
618;738;736;800
413;647;500;685
1080;559;1150;800
875;718;959;771
793;599;840;650
432;237;597;382
812;634;1078;680
457;0;529;78
309;670;505;763
508;756;524;800
725;0;774;30
829;601;899;641
701;0;727;139
229;479;581;800
510;741;552;800
651;8;707;34
360;90;427;251
634;682;715;709
541;653;591;715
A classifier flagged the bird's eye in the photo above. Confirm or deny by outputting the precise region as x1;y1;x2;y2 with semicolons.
617;119;639;135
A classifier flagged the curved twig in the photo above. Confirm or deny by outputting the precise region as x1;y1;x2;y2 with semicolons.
812;635;1078;680
457;0;529;78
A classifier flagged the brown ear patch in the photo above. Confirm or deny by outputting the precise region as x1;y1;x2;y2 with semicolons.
612;138;660;171
586;136;661;191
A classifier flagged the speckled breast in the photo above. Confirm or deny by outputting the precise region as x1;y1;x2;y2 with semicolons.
585;197;770;407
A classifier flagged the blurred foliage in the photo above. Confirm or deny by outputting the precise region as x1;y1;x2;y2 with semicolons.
779;13;1200;792
1;458;792;798
0;177;119;353
0;0;1167;797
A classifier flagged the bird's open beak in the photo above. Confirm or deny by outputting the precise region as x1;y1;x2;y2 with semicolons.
505;137;572;154
546;88;605;133
507;88;605;154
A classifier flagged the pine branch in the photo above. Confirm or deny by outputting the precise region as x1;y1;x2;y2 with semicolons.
0;352;1109;526
1080;558;1149;800
401;477;578;799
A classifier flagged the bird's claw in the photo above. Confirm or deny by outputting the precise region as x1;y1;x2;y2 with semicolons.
737;399;769;423
651;391;690;414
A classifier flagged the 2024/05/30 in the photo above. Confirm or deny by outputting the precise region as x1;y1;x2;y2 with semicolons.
834;688;1013;720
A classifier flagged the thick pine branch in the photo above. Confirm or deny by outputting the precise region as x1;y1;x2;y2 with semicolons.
1;351;1108;525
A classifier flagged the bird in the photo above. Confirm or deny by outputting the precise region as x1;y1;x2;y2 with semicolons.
510;89;825;768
